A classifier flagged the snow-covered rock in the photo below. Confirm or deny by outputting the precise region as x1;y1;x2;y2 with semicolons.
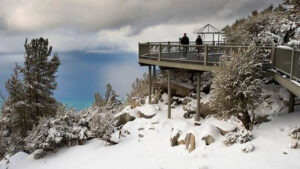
185;132;196;153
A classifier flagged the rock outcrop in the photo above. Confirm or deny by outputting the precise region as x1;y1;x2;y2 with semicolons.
116;113;136;127
185;133;196;153
137;111;156;119
202;135;215;145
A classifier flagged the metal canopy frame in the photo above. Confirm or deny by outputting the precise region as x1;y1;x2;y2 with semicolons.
194;24;225;45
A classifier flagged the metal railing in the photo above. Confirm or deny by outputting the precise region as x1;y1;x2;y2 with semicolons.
273;46;300;81
139;42;272;65
139;42;300;82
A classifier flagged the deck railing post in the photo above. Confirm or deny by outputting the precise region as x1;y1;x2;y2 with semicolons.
204;45;208;65
158;43;162;61
290;48;295;80
167;70;171;119
271;45;275;66
168;41;171;54
195;72;201;121
148;66;152;104
138;43;141;57
152;66;156;94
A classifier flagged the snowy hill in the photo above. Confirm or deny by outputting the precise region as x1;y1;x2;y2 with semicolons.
223;3;300;48
1;83;300;169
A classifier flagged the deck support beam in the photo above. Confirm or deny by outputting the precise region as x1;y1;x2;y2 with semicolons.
167;69;171;119
288;91;295;113
195;72;201;121
148;66;152;104
152;66;156;94
204;45;208;65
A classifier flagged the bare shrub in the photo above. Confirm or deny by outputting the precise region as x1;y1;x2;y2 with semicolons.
211;44;263;129
224;129;254;146
127;73;149;104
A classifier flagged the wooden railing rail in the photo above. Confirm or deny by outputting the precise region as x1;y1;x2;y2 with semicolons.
139;42;299;82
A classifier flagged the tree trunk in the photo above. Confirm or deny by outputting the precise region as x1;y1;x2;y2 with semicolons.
237;111;251;130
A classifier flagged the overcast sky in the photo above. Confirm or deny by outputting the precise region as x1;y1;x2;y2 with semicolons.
0;0;281;55
0;0;283;107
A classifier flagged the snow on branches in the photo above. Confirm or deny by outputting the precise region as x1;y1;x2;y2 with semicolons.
211;44;263;129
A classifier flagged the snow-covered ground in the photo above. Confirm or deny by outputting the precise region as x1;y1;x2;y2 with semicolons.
1;84;300;169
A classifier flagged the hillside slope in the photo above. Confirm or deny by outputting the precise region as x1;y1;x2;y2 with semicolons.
1;84;300;169
223;3;300;48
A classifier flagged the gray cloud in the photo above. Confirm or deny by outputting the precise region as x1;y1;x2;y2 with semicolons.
0;0;280;33
0;0;281;54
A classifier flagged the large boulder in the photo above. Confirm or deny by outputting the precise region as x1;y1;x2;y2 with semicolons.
182;98;192;105
154;82;193;97
116;113;136;127
213;121;237;136
185;133;196;153
171;97;182;105
170;129;181;146
137;111;156;119
183;112;192;119
202;135;215;145
33;149;47;159
254;115;270;124
178;135;185;145
200;125;222;146
199;103;217;118
217;127;236;136
289;127;300;140
183;104;196;114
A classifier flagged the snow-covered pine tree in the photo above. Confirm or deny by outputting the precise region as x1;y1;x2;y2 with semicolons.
3;65;31;136
105;83;116;103
21;38;60;120
211;44;263;130
282;0;300;8
93;92;105;107
0;65;29;156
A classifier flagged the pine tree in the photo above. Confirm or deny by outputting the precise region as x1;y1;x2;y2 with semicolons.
282;0;300;8
21;38;60;119
105;83;116;103
3;65;30;136
93;92;105;107
211;44;263;130
0;38;60;157
0;65;29;155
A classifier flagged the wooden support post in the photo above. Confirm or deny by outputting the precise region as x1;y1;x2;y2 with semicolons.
167;70;171;119
148;66;152;104
158;43;162;61
195;72;201;121
290;48;295;80
288;91;295;113
204;45;208;65
152;66;156;94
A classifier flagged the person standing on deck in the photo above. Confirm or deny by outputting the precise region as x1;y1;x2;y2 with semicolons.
195;35;203;54
181;33;189;57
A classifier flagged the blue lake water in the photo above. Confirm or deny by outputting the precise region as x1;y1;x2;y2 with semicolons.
0;51;146;110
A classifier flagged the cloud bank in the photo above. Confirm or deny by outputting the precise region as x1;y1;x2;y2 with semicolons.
0;0;281;54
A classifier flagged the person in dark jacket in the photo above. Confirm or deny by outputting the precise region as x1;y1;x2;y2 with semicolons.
181;33;189;56
195;35;203;54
